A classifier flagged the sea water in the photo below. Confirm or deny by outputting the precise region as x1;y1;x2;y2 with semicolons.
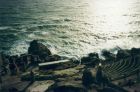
0;0;140;57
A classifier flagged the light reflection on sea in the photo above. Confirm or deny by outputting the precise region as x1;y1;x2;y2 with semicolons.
0;0;140;57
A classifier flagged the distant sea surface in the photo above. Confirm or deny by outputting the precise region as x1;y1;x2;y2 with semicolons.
0;0;140;57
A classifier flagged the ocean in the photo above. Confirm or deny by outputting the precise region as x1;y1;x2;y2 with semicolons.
0;0;140;57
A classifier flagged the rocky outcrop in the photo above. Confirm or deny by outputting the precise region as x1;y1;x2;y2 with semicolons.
116;49;130;60
101;50;115;62
116;48;140;60
131;48;140;56
28;40;52;59
81;53;99;67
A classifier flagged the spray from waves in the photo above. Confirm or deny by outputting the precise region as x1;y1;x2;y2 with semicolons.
1;18;140;58
4;27;140;59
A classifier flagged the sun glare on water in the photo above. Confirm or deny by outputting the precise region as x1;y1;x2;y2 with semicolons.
86;0;132;33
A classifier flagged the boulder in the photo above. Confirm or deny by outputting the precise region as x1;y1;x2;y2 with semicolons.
116;50;130;60
81;53;99;67
131;48;140;56
28;40;52;59
101;50;115;61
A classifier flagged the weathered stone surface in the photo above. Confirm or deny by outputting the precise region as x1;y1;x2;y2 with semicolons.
26;80;54;92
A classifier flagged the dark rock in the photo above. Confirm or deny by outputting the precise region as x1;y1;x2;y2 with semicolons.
101;50;115;62
116;49;130;60
46;81;87;92
81;53;99;67
28;40;52;59
45;54;61;62
131;48;140;56
88;53;99;58
9;87;19;92
108;83;129;92
31;55;41;64
82;68;96;87
99;87;119;92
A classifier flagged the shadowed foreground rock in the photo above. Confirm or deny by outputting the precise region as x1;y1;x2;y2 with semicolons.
98;87;118;92
82;68;96;87
46;81;87;92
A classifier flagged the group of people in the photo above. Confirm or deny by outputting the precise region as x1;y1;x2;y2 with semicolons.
0;54;40;76
0;54;39;91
